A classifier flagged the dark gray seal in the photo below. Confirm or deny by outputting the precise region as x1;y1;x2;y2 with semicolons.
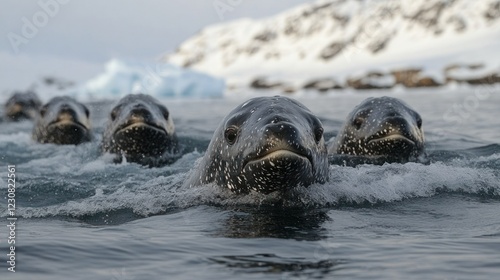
4;91;42;121
32;96;92;145
185;96;329;194
101;94;178;166
328;96;425;164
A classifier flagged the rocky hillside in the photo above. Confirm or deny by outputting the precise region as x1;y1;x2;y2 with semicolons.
165;0;500;92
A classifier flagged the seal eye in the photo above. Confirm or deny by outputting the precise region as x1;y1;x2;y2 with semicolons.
314;127;324;143
110;108;119;121
224;127;238;145
39;105;48;117
83;106;90;118
416;117;422;129
353;117;364;130
160;106;169;120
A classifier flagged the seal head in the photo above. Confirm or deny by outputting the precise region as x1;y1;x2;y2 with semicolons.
101;94;177;165
329;96;425;164
32;96;92;145
187;96;329;194
4;91;42;121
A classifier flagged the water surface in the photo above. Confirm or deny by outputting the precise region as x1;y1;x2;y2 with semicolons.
1;89;499;279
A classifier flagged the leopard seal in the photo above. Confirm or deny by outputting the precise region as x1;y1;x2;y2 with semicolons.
185;96;329;194
4;91;42;121
101;94;178;166
32;96;92;145
328;96;425;165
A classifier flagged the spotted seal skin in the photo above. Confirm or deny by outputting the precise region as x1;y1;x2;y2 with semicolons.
101;94;178;166
4;91;42;121
32;96;92;145
185;96;329;194
328;96;425;165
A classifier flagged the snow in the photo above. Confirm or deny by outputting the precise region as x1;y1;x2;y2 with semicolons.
2;0;499;103
166;0;500;89
446;64;500;80
358;73;396;88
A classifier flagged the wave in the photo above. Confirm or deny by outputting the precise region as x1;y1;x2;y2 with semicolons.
3;152;498;221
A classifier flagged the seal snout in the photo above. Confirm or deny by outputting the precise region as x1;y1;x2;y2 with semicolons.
130;105;153;122
56;105;77;121
187;96;329;194
102;94;178;165
329;96;426;163
5;92;41;121
6;103;31;120
8;103;23;115
265;119;298;140
33;96;92;145
116;104;166;134
264;121;308;154
240;119;315;194
368;115;420;145
49;104;88;130
243;120;313;170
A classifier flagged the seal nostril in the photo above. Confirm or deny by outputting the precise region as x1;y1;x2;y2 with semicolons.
57;105;78;121
131;108;147;115
130;107;153;122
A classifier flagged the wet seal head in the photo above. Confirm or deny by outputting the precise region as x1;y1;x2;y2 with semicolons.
329;96;425;164
32;96;92;145
101;94;178;166
186;96;329;194
4;91;42;121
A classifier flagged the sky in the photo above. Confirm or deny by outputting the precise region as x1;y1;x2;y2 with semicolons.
0;0;312;92
2;0;313;61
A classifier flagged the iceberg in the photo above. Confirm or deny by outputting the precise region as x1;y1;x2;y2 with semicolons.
78;59;225;100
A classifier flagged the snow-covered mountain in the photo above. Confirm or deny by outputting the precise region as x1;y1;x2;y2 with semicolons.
165;0;500;91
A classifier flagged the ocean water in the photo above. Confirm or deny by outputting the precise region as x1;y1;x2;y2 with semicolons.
1;88;500;280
